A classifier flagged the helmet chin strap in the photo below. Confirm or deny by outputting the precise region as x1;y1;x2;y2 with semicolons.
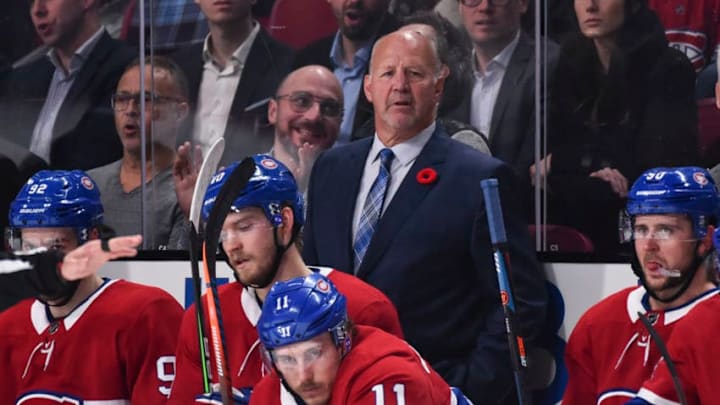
631;240;708;304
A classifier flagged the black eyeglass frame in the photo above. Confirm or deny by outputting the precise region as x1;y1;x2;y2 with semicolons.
274;91;344;119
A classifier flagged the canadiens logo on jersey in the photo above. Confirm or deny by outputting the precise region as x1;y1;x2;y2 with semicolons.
22;340;55;379
16;392;83;404
667;30;707;72
15;392;129;404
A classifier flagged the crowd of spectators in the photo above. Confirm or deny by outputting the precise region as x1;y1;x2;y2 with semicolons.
0;0;714;257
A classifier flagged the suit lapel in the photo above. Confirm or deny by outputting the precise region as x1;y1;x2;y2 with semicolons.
226;30;273;134
55;32;114;139
489;34;531;147
184;44;206;105
356;126;448;279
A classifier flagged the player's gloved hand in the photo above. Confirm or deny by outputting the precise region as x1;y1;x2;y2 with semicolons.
451;386;475;405
194;387;252;405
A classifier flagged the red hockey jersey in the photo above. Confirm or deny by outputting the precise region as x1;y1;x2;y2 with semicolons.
250;325;453;405
0;278;183;404
636;294;720;405
563;286;718;405
648;0;720;71
168;267;403;403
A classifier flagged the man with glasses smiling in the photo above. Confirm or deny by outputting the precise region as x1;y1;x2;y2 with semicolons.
268;65;343;193
169;154;403;404
88;56;190;250
0;169;182;404
563;166;720;404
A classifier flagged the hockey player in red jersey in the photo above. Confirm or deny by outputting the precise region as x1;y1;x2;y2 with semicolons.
0;170;183;404
563;166;720;405
250;273;473;405
168;155;403;404
626;226;720;405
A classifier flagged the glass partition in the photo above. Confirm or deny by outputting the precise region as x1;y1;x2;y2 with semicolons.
0;0;712;258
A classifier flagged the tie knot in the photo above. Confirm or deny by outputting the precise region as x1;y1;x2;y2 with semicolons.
378;148;394;169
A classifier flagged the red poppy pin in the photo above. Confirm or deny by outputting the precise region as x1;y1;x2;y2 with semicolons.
416;168;438;185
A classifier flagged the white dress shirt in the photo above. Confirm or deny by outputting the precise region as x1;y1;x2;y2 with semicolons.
469;31;520;139
193;22;260;156
351;122;435;241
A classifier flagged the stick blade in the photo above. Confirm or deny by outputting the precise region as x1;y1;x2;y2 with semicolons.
189;138;226;231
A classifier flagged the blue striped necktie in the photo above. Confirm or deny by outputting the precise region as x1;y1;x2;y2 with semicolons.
353;148;394;273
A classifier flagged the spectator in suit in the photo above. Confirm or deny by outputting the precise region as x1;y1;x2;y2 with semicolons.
302;29;547;403
88;56;189;250
171;0;294;167
0;0;134;171
533;0;699;254
293;0;400;145
451;0;559;217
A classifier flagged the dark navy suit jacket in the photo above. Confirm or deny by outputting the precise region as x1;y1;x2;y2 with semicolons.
0;32;133;171
302;123;547;403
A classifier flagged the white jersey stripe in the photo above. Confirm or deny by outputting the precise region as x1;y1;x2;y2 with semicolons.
636;387;681;405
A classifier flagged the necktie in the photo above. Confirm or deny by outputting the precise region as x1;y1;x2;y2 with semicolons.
353;148;394;273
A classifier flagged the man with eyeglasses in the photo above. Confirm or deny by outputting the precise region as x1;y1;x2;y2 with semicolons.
173;65;342;219
250;273;473;405
268;65;343;192
0;0;134;171
452;0;559;218
87;56;190;250
0;169;182;404
563;166;720;404
168;155;403;404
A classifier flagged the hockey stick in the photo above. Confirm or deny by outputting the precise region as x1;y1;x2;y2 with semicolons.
480;178;530;405
188;137;226;393
637;312;688;405
202;157;256;405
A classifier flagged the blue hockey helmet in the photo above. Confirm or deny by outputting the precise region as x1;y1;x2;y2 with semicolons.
258;273;351;354
8;170;103;245
201;154;304;229
624;167;720;240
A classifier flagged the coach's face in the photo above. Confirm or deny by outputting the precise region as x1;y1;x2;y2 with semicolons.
364;31;447;146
